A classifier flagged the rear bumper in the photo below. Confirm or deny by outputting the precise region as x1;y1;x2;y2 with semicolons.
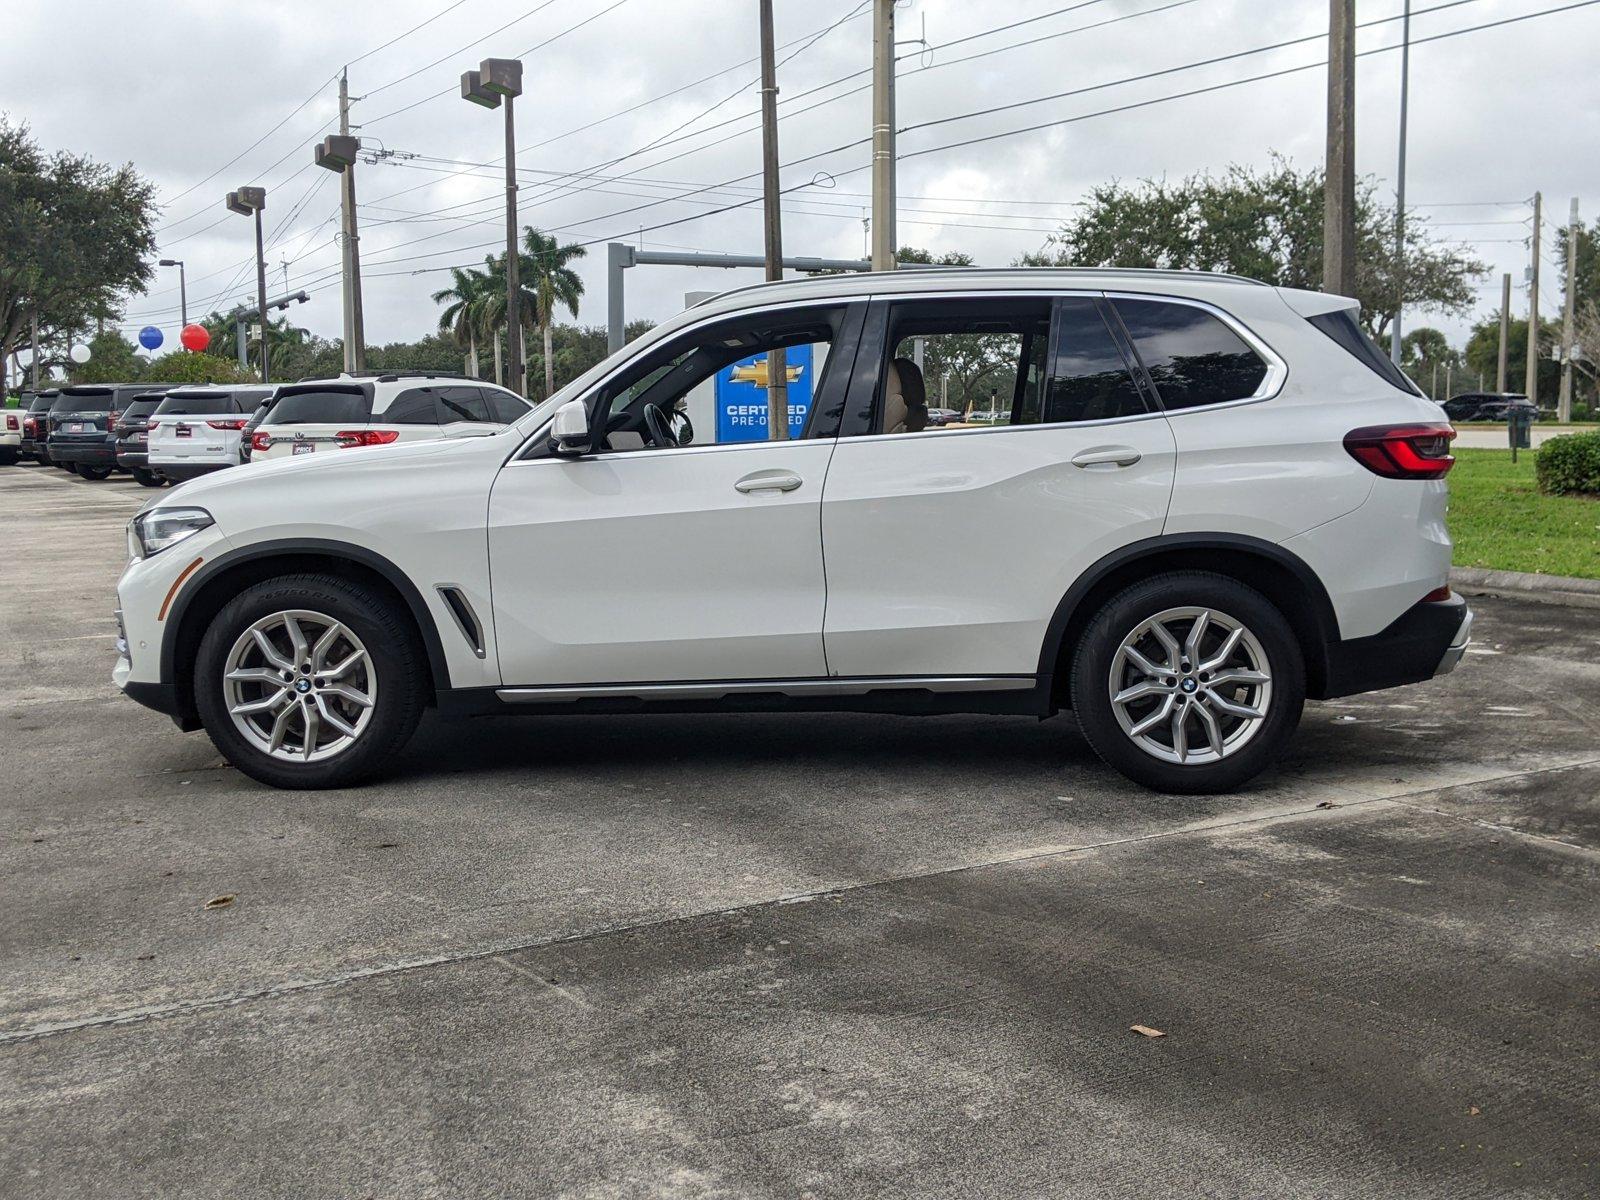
116;447;150;470
156;462;231;482
1320;594;1472;699
49;439;116;466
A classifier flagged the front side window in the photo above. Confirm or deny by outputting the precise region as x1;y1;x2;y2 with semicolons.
1112;298;1269;410
484;390;529;424
439;386;492;423
586;305;848;453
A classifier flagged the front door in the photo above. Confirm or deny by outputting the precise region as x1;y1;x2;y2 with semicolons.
487;301;862;687
820;293;1178;679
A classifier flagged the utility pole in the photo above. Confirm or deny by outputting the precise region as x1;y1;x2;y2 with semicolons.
758;0;789;441
1322;0;1356;297
1497;272;1511;394
1559;196;1578;422
339;70;368;375
1390;0;1411;364
461;60;525;396
870;0;897;271
1525;191;1541;407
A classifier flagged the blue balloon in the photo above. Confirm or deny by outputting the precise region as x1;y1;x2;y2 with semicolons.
139;326;164;350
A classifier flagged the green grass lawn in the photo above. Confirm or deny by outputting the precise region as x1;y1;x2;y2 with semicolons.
1448;448;1600;579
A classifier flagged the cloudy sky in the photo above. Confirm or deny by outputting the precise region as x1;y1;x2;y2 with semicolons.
4;0;1596;360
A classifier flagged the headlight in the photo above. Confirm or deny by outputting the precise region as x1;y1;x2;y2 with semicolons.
130;507;213;558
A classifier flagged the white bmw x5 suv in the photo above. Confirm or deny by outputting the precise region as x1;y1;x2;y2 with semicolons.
114;268;1470;792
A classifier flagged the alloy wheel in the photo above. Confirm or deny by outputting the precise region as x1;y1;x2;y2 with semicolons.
1107;606;1273;765
222;609;377;763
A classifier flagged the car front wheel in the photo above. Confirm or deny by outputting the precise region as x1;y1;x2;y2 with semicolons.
1070;572;1305;794
132;468;164;487
194;574;428;789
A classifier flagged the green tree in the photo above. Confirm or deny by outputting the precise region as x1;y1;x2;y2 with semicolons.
140;351;254;385
0;119;157;393
431;263;495;378
1023;156;1484;336
72;331;144;384
519;228;587;399
1463;317;1560;400
1394;326;1460;401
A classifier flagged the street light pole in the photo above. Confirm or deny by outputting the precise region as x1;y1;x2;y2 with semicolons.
159;258;188;326
226;186;270;383
1390;0;1410;365
461;59;525;397
314;128;366;374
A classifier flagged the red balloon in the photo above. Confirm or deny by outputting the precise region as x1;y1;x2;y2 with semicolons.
180;323;211;353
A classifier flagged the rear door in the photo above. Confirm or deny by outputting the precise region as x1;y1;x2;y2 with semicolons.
819;292;1178;680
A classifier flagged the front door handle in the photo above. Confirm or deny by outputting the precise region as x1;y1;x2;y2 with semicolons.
735;469;803;494
1070;445;1142;469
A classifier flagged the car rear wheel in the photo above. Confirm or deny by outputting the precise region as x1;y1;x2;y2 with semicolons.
132;468;164;487
1069;572;1305;794
194;574;428;789
77;465;112;480
60;462;77;475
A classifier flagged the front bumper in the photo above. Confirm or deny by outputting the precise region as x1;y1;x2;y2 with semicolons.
49;439;116;467
1320;593;1473;699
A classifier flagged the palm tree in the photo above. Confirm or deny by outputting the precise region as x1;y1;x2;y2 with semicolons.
520;228;586;398
431;264;493;377
477;253;537;390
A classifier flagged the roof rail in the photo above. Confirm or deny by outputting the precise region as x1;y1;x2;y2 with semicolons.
698;264;1272;308
372;370;486;383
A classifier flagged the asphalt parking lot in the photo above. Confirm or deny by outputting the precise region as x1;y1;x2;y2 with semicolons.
2;460;1597;1199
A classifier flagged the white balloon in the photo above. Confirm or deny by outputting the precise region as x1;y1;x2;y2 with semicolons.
69;343;91;364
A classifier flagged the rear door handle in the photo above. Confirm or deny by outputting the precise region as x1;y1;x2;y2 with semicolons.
1070;445;1142;469
735;469;803;494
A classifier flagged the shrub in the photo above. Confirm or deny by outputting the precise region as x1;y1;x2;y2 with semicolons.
1535;431;1600;496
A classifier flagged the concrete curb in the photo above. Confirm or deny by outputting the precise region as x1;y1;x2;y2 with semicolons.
1450;566;1600;611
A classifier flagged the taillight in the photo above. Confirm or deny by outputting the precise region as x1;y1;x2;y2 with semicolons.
334;429;399;448
107;410;119;428
207;418;249;430
5;414;17;431
1343;423;1456;479
249;431;271;452
1421;586;1453;603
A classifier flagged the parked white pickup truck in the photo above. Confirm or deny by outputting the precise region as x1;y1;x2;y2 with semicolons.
147;385;275;483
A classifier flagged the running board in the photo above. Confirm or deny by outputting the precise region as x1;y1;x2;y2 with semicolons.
495;675;1034;703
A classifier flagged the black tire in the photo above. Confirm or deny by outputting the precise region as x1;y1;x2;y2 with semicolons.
0;448;17;466
1069;571;1305;794
194;573;429;789
60;462;78;475
37;450;52;466
77;465;112;480
132;468;164;487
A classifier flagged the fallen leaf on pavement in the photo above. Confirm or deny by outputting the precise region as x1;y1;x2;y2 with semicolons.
1469;1106;1481;1116
1130;1024;1167;1038
1316;801;1337;809
204;895;235;909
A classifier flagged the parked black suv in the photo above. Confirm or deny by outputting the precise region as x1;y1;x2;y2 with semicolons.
18;390;59;463
112;390;174;487
46;384;175;479
1441;391;1537;422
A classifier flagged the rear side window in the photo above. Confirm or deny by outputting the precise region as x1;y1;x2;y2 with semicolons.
484;390;528;424
1113;299;1269;410
1307;308;1421;395
265;388;372;425
382;389;441;425
1043;298;1147;423
438;386;491;423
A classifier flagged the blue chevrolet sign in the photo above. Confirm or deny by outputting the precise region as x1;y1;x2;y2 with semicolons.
714;343;814;442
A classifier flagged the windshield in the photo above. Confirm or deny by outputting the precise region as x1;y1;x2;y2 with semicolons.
263;388;372;426
155;392;241;416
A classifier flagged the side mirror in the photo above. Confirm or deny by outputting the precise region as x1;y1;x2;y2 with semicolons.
548;398;592;457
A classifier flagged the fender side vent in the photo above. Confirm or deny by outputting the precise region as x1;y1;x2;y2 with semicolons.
437;585;486;659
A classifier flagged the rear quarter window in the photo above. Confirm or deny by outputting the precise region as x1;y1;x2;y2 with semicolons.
1112;298;1270;410
1307;308;1422;395
264;389;373;425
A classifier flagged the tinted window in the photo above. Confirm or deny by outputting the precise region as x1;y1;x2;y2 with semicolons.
383;388;440;425
121;399;163;419
1113;299;1268;410
264;388;372;425
485;390;529;424
53;389;113;412
154;392;241;416
438;386;491;423
1044;298;1146;423
28;394;58;412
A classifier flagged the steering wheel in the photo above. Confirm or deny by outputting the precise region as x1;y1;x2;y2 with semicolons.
642;402;679;449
